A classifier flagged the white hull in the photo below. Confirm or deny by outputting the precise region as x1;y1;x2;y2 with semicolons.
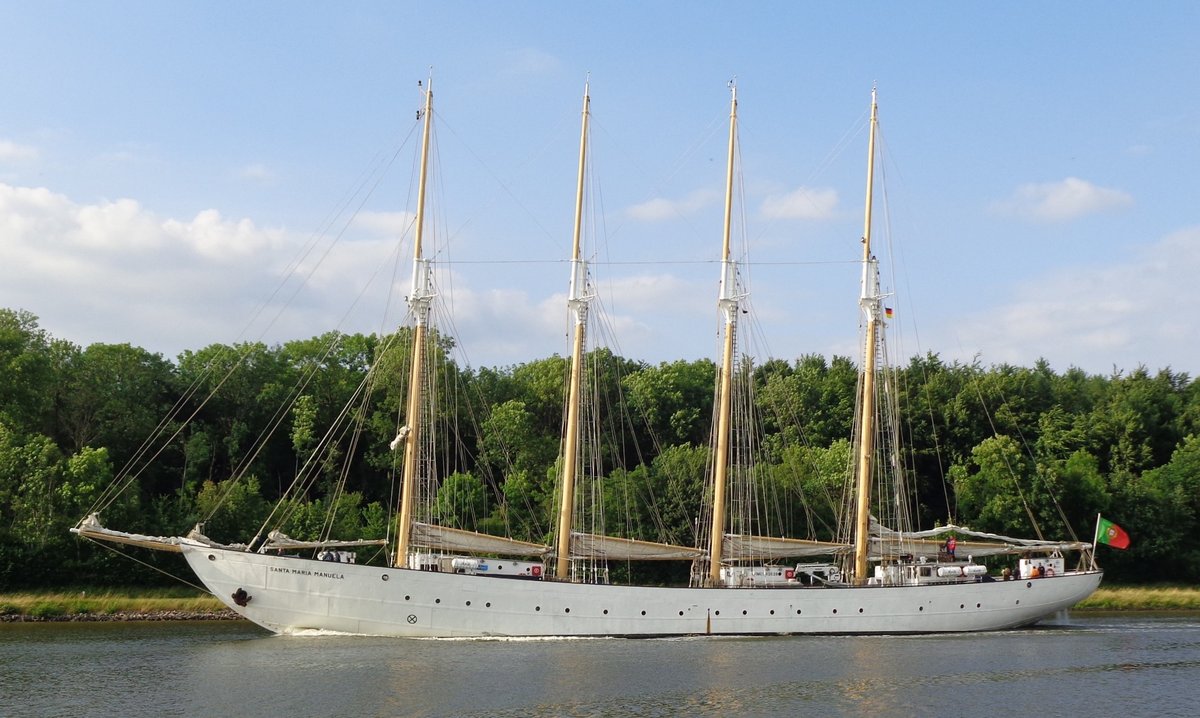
182;541;1102;637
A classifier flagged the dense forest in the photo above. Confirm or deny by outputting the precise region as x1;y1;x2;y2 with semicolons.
2;307;1198;588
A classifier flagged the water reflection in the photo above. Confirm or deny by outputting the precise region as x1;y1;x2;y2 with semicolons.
4;615;1199;718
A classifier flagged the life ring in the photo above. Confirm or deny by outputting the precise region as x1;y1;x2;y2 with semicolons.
531;565;543;577
1044;566;1056;577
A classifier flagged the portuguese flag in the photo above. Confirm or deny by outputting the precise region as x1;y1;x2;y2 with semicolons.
1096;516;1131;550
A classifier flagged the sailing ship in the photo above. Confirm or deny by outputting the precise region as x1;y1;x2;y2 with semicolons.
73;81;1102;637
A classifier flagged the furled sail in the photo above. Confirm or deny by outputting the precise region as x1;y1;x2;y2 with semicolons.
412;522;552;557
71;514;185;553
570;532;707;561
721;534;850;560
869;520;1089;558
262;530;388;551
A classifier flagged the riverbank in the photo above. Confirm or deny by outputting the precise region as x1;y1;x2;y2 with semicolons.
1074;585;1200;611
3;584;1198;622
0;589;237;622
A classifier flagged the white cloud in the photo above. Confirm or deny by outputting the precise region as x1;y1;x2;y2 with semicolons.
0;182;308;354
951;226;1200;373
0;139;38;161
991;177;1133;222
237;163;276;183
417;268;713;367
164;209;285;260
353;210;416;237
598;273;701;315
433;280;567;365
759;186;839;220
626;189;720;221
0;179;705;367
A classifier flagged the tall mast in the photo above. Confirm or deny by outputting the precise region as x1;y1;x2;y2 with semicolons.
707;82;739;586
394;77;436;567
554;81;592;580
851;87;880;584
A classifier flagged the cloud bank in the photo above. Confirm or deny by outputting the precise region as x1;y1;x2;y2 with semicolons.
992;177;1133;222
952;225;1199;373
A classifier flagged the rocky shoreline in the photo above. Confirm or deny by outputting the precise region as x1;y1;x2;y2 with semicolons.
2;609;241;623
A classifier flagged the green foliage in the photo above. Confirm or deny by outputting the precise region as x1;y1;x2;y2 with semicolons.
623;359;715;447
479;399;557;479
194;476;270;544
500;468;553;542
0;309;58;434
950;435;1038;537
757;354;857;451
765;439;851;541
1108;435;1200;582
28;601;66;618
433;472;490;529
2;306;1198;587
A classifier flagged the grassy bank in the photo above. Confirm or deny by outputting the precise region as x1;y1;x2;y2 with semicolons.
3;584;1197;621
1075;585;1200;611
0;588;231;620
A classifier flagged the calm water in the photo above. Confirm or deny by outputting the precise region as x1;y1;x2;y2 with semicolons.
1;613;1197;718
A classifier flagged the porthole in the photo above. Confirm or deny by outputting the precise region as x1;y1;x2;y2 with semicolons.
858;608;864;613
715;610;720;616
564;608;570;613
1026;582;1033;588
742;610;748;615
435;598;441;604
641;610;646;616
959;604;965;609
486;602;491;608
796;609;802;615
832;609;838;614
769;610;775;615
208;554;216;561
1015;600;1020;605
679;610;684;616
381;574;389;581
918;606;924;612
535;606;541;612
465;601;471;607
603;609;609;615
405;595;411;601
976;603;981;608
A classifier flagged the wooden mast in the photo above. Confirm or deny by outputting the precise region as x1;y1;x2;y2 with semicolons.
851;87;880;584
394;77;436;568
554;81;591;580
707;82;739;586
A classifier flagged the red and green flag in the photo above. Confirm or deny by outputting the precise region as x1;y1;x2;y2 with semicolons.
1096;517;1131;549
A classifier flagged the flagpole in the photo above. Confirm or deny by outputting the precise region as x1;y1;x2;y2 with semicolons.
1091;512;1102;569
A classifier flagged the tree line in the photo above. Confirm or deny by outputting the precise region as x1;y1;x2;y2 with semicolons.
2;307;1198;588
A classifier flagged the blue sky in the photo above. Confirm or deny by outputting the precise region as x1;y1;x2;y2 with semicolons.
1;2;1197;375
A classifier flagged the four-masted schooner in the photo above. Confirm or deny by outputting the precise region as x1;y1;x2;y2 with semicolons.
73;80;1102;637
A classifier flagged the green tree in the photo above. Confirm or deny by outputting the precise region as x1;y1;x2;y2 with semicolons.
193;475;270;544
949;435;1036;537
0;309;58;434
764;439;851;541
623;359;715;448
433;471;489;529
